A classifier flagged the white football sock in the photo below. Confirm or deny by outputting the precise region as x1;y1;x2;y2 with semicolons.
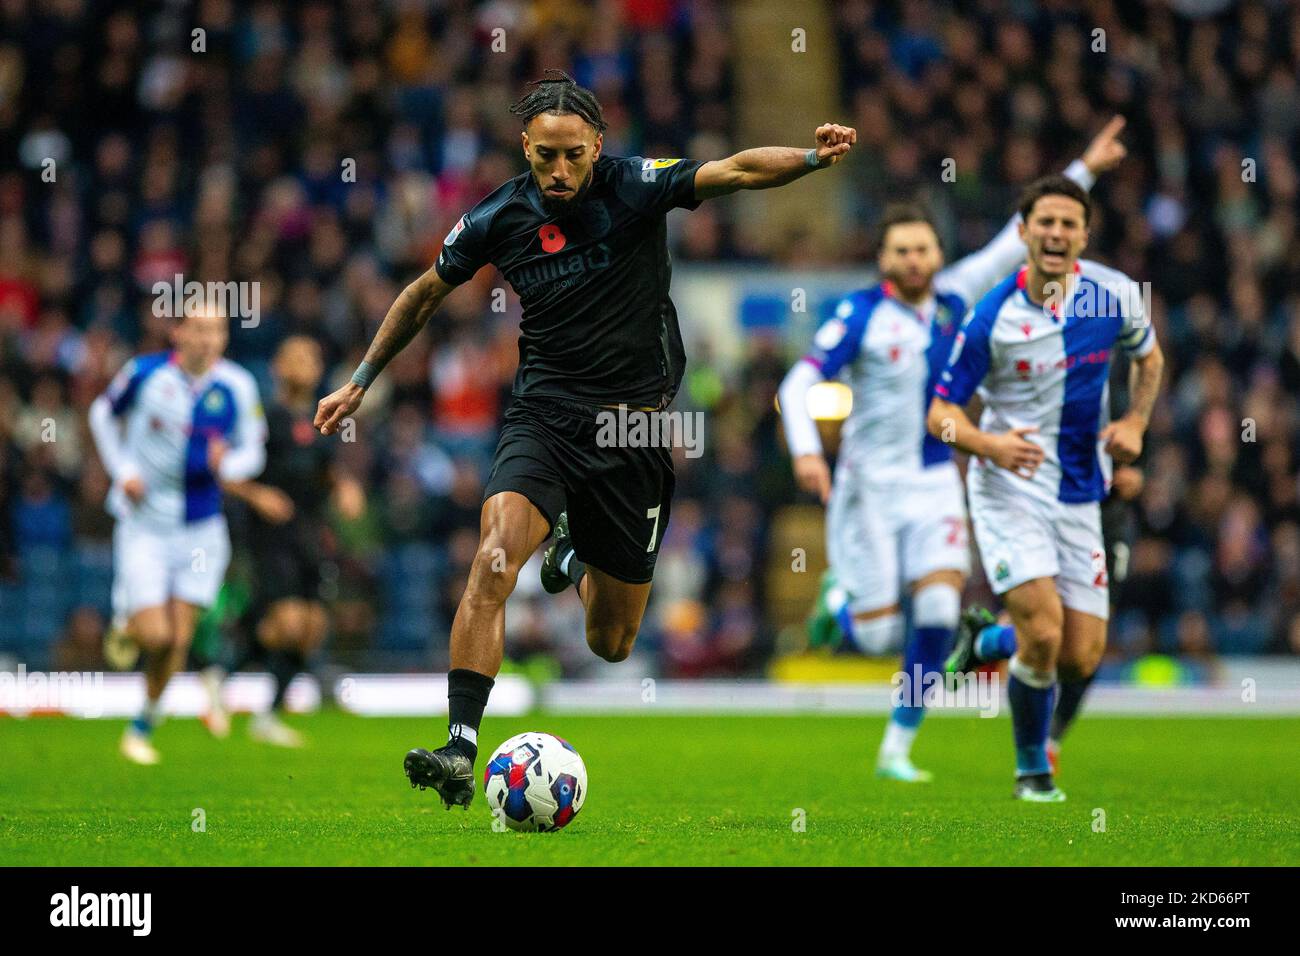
880;720;918;760
448;723;477;746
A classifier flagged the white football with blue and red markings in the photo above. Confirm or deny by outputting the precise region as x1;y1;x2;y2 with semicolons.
483;732;587;832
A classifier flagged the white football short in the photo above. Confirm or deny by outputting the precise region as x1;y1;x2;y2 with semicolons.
826;460;971;613
112;514;231;616
966;458;1109;619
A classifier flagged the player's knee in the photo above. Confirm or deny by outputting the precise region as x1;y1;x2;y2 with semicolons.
465;544;523;604
1058;641;1104;682
1013;602;1064;652
1017;622;1062;657
587;624;637;662
302;605;328;649
131;616;172;651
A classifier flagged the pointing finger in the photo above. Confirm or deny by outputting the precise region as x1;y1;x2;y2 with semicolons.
1100;115;1126;140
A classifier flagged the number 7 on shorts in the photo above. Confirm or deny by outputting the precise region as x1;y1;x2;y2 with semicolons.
646;505;661;553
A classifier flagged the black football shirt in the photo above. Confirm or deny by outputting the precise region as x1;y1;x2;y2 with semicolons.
435;155;704;407
254;400;334;525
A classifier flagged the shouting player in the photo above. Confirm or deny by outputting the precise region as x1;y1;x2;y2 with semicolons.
778;118;1127;782
89;309;267;764
946;351;1148;774
313;70;856;808
927;175;1163;801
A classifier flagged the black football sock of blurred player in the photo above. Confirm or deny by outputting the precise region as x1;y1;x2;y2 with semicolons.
446;668;495;761
269;648;305;713
1050;672;1096;744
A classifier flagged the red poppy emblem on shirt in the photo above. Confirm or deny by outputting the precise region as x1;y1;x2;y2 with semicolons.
538;224;567;253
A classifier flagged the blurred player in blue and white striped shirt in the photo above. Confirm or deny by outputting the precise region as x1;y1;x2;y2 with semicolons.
89;309;267;764
779;118;1127;783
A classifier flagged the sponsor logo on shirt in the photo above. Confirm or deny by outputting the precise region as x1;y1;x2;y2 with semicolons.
444;215;467;246
1011;350;1112;378
509;243;613;297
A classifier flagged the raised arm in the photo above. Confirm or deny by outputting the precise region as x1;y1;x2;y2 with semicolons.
938;116;1128;305
693;124;857;200
314;266;455;436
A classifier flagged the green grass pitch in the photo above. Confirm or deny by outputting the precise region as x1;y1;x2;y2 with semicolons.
2;712;1295;866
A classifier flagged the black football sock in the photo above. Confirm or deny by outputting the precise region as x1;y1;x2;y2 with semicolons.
446;668;495;762
1050;672;1096;742
269;649;305;713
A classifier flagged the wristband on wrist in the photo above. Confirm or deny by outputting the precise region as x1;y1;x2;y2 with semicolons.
805;148;820;168
351;361;378;389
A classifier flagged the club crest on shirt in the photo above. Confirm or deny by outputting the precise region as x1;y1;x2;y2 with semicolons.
995;560;1011;582
203;389;226;413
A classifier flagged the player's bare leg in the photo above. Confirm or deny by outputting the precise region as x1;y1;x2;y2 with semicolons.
877;568;964;783
577;566;652;663
1002;578;1066;801
246;597;319;747
1047;608;1107;772
450;492;552;673
1057;608;1107;684
540;511;654;660
121;600;198;764
405;491;550;807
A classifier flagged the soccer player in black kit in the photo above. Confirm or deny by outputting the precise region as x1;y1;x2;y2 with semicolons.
314;71;857;808
226;336;365;745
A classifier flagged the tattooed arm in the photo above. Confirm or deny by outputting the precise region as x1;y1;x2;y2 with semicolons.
1100;340;1164;465
314;267;454;436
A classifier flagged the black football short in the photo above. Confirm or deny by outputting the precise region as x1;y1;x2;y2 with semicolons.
1100;494;1134;606
482;395;675;584
248;517;324;607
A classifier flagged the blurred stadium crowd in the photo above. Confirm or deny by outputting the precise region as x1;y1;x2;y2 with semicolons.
0;0;1297;677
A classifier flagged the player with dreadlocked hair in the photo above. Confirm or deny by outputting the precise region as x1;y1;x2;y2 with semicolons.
509;70;608;129
315;69;857;810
